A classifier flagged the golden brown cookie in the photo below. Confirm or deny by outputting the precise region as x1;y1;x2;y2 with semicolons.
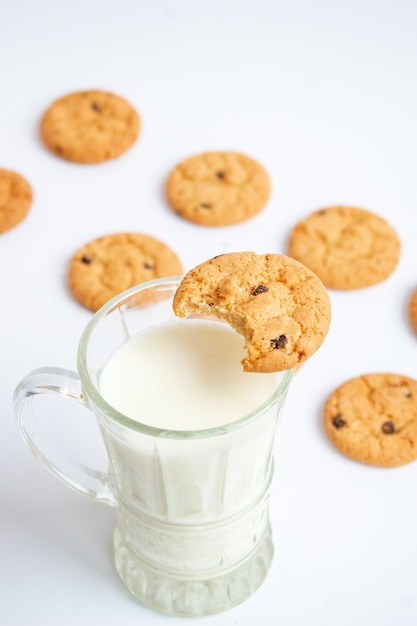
408;287;417;334
0;168;33;234
324;373;417;467
69;232;183;312
165;151;271;226
288;206;401;290
40;90;140;163
172;252;331;372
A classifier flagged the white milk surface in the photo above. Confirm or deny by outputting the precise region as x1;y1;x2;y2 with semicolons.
99;319;283;431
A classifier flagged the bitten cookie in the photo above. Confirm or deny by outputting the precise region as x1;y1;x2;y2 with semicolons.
0;168;33;233
323;373;417;467
408;287;417;334
40;90;140;163
165;151;271;226
288;206;401;289
69;232;183;311
172;252;331;372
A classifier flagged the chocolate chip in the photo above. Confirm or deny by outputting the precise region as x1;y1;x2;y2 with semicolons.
143;262;155;270
81;255;93;264
200;203;211;209
318;209;327;215
91;102;102;112
201;292;215;306
252;284;269;296
215;171;225;180
332;414;346;429
382;421;396;434
270;335;287;349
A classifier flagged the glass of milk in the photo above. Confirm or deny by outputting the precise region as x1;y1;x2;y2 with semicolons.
14;276;294;616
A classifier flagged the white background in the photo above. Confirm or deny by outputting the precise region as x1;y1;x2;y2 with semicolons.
1;1;417;624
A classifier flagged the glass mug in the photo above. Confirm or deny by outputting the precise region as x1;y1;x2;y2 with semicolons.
14;277;294;617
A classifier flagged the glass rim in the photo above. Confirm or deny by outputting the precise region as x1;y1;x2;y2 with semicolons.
77;276;295;440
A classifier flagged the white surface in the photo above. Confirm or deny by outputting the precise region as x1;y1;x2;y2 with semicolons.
1;0;417;624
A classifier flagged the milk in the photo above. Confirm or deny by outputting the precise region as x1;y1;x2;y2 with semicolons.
96;317;291;587
99;318;283;431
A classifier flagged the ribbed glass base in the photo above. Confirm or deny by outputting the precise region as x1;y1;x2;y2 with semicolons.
113;522;273;616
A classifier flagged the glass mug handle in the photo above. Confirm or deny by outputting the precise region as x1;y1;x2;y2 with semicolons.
13;366;116;506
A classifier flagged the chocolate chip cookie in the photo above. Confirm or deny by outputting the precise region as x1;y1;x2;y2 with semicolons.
288;206;401;289
69;232;183;311
324;373;417;467
40;90;140;163
0;168;33;233
408;287;417;334
165;151;271;226
173;252;331;372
